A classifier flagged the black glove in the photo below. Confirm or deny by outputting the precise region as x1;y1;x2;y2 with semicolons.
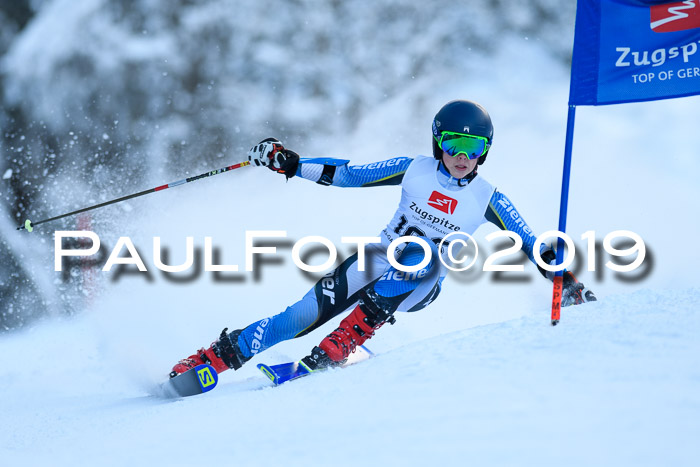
247;137;300;179
561;271;597;307
538;249;596;307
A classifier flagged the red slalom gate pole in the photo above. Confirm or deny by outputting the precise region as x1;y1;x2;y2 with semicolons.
551;275;563;324
17;160;251;232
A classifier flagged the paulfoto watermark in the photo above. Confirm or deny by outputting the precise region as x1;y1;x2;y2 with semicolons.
54;229;649;284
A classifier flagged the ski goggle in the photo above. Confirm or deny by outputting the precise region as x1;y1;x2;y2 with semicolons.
434;131;490;159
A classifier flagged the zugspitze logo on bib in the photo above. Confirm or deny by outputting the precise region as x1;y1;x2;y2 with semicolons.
651;0;700;33
427;191;457;214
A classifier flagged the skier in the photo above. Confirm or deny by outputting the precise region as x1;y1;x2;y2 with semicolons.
170;100;596;378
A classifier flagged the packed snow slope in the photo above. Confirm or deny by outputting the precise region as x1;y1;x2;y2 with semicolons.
1;288;698;466
2;16;700;467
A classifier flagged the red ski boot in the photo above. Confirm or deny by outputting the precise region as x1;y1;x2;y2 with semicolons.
302;293;396;371
170;328;250;378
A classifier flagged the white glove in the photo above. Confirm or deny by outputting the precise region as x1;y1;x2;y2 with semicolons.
247;138;299;177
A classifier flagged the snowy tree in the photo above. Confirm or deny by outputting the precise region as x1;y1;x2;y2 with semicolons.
0;0;574;330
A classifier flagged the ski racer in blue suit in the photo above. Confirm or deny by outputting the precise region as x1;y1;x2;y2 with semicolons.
171;100;596;377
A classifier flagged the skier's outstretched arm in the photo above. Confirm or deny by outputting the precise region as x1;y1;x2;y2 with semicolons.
247;137;412;187
484;189;596;306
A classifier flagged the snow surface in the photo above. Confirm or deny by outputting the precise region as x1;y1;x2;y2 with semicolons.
1;289;698;466
2;6;700;467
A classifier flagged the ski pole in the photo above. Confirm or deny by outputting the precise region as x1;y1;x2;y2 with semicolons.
17;160;251;232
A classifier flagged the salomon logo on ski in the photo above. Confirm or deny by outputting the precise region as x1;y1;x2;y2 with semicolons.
197;366;216;388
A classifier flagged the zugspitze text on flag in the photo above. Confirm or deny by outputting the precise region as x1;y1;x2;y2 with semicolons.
570;0;700;105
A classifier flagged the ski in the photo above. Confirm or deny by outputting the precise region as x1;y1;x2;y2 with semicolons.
257;361;310;385
257;345;374;386
158;345;373;396
158;364;219;398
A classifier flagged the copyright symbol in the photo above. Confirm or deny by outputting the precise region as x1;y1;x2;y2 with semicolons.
438;232;479;272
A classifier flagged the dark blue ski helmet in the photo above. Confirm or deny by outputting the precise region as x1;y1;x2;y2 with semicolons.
432;100;494;165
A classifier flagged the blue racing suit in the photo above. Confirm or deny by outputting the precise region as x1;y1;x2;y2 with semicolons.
234;155;550;358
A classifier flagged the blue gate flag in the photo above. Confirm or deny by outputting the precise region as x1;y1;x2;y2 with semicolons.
570;0;700;105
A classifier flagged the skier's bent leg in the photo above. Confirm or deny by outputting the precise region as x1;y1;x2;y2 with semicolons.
171;292;324;378
234;251;379;358
302;239;443;370
171;290;323;377
236;287;324;358
171;252;374;376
